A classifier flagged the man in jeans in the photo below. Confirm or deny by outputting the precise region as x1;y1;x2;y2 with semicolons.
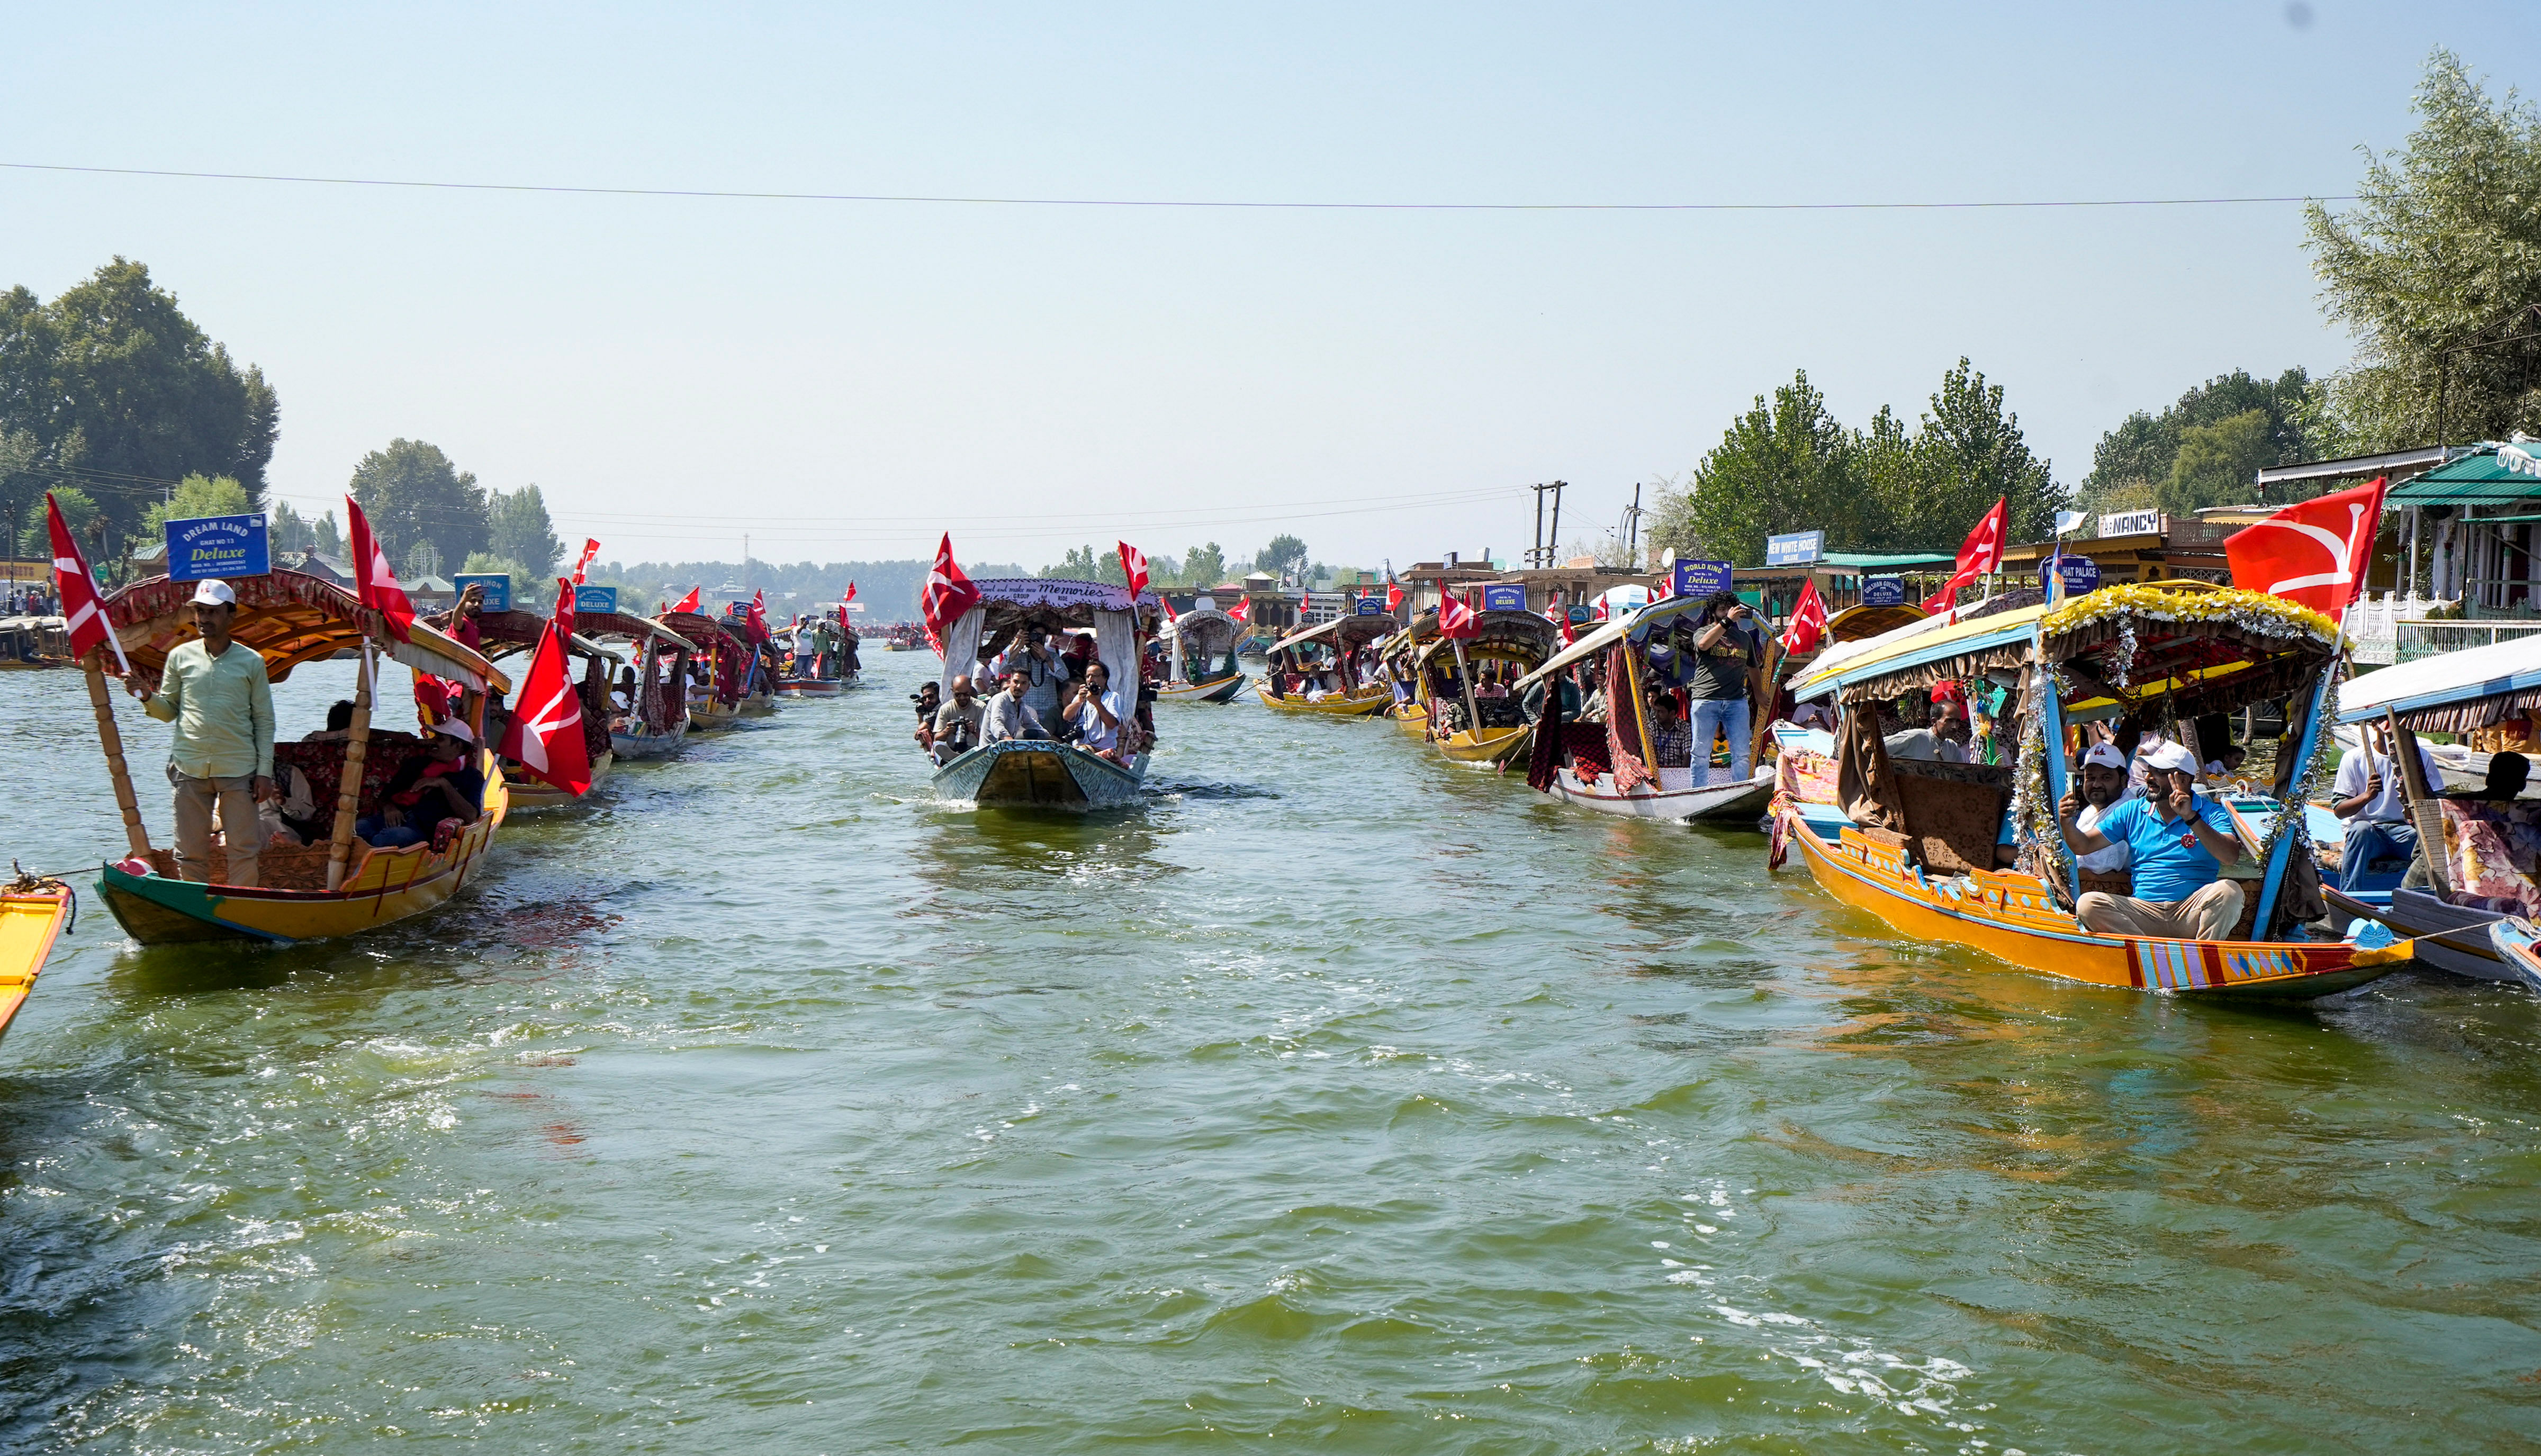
1683;591;1763;784
130;580;277;886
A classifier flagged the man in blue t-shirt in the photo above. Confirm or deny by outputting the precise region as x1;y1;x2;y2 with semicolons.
2057;740;2247;939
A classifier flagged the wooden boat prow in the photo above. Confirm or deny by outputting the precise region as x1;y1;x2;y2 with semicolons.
0;873;73;1042
927;576;1166;810
931;740;1151;809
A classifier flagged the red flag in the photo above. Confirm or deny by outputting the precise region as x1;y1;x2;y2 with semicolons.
919;533;982;653
1118;541;1150;598
1438;585;1477;640
1592;594;1610;622
670;586;701;614
555;578;578;637
570;539;600;585
1385;582;1404;613
46;492;125;671
745;589;769;639
1653;568;1675;602
345;496;416;642
1229;595;1249;624
2225;477;2387;623
498;609;594;795
844;581;858;603
1922;498;2008;613
1162;595;1180;621
1779;578;1830;656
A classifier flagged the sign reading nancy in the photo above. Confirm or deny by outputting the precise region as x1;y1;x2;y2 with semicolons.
166;513;269;583
452;573;511;611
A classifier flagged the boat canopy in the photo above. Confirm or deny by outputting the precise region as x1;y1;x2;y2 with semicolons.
1513;596;1718;688
457;609;613;663
1794;581;2342;721
941;577;1164;696
1411;609;1562;667
1266;611;1398;655
661;609;746;650
2338;630;2541;731
104;569;509;695
1824;602;1929;643
1164;607;1240;656
573;611;700;654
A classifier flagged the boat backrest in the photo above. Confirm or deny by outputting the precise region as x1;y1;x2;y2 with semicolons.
274;736;431;825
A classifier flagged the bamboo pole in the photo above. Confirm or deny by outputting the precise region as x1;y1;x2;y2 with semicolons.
84;653;151;857
1450;639;1484;747
1749;630;1782;772
325;646;375;892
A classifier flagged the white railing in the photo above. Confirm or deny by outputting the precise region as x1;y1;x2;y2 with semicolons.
2349;590;2541;663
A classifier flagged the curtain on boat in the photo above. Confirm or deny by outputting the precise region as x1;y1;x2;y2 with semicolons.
1835;704;1906;831
941;608;986;697
1094;607;1139;700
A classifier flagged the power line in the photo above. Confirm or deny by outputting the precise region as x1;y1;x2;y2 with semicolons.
0;161;2354;214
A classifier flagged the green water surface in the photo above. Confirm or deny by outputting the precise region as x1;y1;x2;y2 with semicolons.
1;663;2536;1453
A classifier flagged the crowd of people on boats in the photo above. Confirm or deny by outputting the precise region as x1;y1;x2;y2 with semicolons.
913;623;1152;766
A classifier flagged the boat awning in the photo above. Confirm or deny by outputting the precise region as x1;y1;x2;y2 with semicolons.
1512;596;1714;689
104;569;511;695
1265;611;1398;655
2338;631;2541;730
1786;604;1987;700
575;612;700;653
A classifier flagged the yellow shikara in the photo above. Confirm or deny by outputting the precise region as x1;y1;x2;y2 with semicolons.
1256;611;1399;717
0;875;71;1043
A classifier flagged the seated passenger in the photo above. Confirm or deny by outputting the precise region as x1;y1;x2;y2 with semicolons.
2060;742;2245;939
1067;661;1128;762
1647;694;1693;768
2203;741;2248;782
356;722;485;849
931;676;984;764
912;681;942;750
984;668;1050;743
303;699;358;742
2445;750;2531;803
2333;731;2446;891
2071;741;2137;876
1521;669;1580;724
1885;716;1968;763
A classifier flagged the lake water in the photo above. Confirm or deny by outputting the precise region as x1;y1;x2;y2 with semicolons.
3;659;2538;1453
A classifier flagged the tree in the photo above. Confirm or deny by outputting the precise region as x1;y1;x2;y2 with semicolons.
1039;544;1127;584
1254;534;1309;582
2306;51;2541;449
2160;410;2278;516
310;509;343;559
1182;542;1227;587
0;259;280;541
138;473;254;540
2078;367;2325;514
349;439;485;576
0;427;37;562
487;484;563;580
19;484;98;557
460;551;544;605
1905;358;2065;547
1652;369;1861;566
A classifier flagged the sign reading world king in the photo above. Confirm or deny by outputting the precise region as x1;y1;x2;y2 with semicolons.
1674;558;1734;598
166;513;269;583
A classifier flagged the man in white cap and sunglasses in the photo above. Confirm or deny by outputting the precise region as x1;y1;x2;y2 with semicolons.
2057;739;2246;939
2069;739;2138;876
126;578;277;887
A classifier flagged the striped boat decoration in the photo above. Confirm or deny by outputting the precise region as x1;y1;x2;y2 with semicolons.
2222;947;2304;983
2130;939;2223;990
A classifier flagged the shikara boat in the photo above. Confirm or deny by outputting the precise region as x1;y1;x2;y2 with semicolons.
1772;580;2415;999
2319;631;2541;981
88;569;514;946
0;869;71;1042
1416;609;1561;766
1256;611;1397;716
1158;607;1247;703
929;578;1164;809
2486;918;2541;992
665;609;752;729
581;610;698;759
779;610;860;695
462;608;619;810
1515;596;1775;823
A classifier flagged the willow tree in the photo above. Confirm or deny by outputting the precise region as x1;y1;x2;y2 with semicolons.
2306;51;2541;449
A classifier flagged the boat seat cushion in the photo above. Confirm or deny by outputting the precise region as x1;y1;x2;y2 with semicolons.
1894;773;2008;875
1558;725;1611;779
273;736;429;825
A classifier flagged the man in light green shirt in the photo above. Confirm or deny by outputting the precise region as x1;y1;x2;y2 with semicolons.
129;580;277;887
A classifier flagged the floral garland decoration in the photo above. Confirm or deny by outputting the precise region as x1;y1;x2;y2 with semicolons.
2038;581;2341;648
2008;663;2074;890
2238;652;2349;929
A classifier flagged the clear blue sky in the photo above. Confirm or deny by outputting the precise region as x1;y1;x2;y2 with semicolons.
3;3;2528;572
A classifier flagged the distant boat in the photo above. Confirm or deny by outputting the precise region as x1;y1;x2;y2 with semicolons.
1158;606;1246;703
1256;610;1397;716
1515;596;1776;823
463;607;622;809
581;609;698;759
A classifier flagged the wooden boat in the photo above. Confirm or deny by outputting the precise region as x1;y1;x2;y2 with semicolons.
2317;630;2541;981
1771;580;2414;998
0;870;72;1043
0;615;74;670
1412;609;1560;766
1256;611;1396;716
1158;607;1247;703
86;568;514;946
2484;918;2541;992
452;608;621;810
778;609;860;695
665;609;752;729
580;610;698;760
928;577;1163;809
1515;595;1777;823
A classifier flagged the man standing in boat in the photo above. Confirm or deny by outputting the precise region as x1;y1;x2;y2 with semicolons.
125;580;278;888
2057;741;2246;939
1684;591;1764;785
989;625;1071;725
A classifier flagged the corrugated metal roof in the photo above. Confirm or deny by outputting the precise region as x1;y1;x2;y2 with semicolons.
2387;444;2541;503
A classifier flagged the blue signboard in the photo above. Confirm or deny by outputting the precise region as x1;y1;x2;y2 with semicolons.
452;573;511;611
1861;576;1906;607
1353;594;1388;616
1566;604;1595;626
2040;554;2102;598
1481;583;1528;612
1673;558;1734;598
1766;530;1825;566
574;585;618;615
165;513;268;582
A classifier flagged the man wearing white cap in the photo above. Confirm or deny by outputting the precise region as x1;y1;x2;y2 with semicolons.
2071;740;2137;875
128;579;276;887
2058;739;2246;939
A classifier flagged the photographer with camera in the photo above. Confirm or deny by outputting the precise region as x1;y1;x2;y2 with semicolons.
1686;590;1764;784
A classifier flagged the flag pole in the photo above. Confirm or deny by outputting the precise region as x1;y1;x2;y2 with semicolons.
83;650;151;857
326;640;377;892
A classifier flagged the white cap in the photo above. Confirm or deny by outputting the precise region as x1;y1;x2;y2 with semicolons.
430;718;475;743
2082;742;2128;771
190;579;237;607
2142;741;2199;774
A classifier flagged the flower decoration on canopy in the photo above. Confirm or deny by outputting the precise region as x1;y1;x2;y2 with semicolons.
2039;582;2341;649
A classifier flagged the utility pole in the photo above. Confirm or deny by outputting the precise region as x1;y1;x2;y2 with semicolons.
1548;480;1564;566
1531;484;1547;569
1623;483;1645;566
1528;481;1570;568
